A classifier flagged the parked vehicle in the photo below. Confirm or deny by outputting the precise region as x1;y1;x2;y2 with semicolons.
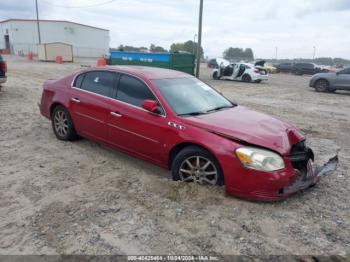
0;55;7;86
276;63;294;73
309;67;350;92
291;63;328;75
212;58;268;83
254;60;277;74
39;66;337;201
207;58;218;68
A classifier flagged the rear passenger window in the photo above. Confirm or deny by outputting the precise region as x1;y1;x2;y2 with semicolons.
117;74;156;107
74;73;85;88
80;71;116;97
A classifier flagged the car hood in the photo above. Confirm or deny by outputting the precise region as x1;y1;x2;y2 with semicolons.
311;72;335;79
181;106;305;156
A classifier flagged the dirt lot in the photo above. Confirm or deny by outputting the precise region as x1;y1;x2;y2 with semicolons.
0;56;349;256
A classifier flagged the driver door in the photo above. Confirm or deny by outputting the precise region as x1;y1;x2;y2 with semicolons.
334;68;350;89
107;74;167;163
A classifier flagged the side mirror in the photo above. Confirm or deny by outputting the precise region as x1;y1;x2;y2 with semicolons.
142;99;161;114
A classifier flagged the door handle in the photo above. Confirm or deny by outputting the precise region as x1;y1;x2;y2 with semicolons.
71;98;80;103
110;111;122;118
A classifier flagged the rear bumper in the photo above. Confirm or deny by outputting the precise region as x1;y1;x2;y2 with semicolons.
225;156;338;201
252;74;268;81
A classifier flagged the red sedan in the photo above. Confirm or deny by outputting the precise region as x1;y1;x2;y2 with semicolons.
39;66;337;201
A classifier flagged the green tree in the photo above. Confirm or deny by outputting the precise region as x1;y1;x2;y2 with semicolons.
150;44;167;53
223;47;254;61
170;40;204;58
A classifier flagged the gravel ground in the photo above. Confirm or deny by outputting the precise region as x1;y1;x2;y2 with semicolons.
0;56;349;256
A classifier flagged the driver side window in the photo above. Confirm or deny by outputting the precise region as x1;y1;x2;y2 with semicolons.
116;74;164;114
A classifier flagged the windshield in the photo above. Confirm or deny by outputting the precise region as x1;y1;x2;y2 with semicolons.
152;77;234;116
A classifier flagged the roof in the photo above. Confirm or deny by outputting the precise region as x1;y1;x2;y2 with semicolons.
0;19;109;31
93;66;193;80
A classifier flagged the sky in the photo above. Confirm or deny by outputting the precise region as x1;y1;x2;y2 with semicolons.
1;0;350;59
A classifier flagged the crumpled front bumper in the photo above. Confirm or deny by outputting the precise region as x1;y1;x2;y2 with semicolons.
283;155;338;195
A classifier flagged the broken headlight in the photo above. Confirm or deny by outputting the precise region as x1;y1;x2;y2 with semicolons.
236;147;285;172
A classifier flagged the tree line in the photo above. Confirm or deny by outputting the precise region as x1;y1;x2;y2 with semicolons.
110;43;350;66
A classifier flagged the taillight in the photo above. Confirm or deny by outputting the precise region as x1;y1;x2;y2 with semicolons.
0;62;7;73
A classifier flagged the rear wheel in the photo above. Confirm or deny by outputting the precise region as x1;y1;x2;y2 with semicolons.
171;146;224;186
315;79;330;92
242;74;252;82
52;105;78;141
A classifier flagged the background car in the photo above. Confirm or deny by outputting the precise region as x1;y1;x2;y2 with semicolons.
207;58;218;68
309;67;350;92
254;60;277;74
291;62;328;75
0;54;7;87
276;62;294;73
212;58;268;83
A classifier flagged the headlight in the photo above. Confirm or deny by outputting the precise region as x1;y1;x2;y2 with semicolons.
236;146;285;172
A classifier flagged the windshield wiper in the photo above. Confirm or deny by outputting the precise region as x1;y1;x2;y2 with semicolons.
206;105;233;113
178;111;207;117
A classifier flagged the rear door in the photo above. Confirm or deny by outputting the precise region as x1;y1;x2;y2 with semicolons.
107;74;167;163
69;71;117;142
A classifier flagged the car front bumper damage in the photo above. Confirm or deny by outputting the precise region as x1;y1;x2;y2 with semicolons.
283;155;338;194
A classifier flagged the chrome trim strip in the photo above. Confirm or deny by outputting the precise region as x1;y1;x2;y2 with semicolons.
70;69;167;118
108;123;159;144
76;111;105;124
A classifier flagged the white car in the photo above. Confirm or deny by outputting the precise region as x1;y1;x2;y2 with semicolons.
212;58;268;83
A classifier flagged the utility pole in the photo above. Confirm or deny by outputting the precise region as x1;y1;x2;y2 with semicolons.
275;46;278;60
195;0;203;78
35;0;41;44
313;46;316;60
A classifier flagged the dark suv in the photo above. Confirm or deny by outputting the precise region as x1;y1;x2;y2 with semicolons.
0;54;7;86
276;63;294;73
291;63;327;75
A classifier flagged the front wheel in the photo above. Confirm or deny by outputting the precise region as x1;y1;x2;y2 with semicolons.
314;79;330;92
212;71;220;80
52;105;78;141
171;146;224;186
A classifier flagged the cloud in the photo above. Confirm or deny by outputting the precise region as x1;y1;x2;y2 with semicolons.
1;0;350;59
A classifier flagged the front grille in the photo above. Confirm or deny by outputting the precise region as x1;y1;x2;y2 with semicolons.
289;141;314;177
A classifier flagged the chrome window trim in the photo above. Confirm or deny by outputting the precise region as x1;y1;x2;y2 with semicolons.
70;69;167;118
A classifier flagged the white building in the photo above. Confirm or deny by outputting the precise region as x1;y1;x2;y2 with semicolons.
0;19;110;57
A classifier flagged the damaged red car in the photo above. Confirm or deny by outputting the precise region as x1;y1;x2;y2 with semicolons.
39;66;338;201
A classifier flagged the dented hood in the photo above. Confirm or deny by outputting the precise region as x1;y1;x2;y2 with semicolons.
182;106;304;156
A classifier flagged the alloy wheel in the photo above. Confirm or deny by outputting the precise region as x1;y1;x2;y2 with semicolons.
315;80;329;92
54;110;69;137
179;156;218;185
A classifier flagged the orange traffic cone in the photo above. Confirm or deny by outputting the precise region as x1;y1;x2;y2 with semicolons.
97;58;106;67
55;56;63;64
28;52;33;61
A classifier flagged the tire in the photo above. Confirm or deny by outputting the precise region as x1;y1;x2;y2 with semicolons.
171;146;224;186
52;105;78;141
242;74;252;82
213;71;220;80
314;79;330;92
